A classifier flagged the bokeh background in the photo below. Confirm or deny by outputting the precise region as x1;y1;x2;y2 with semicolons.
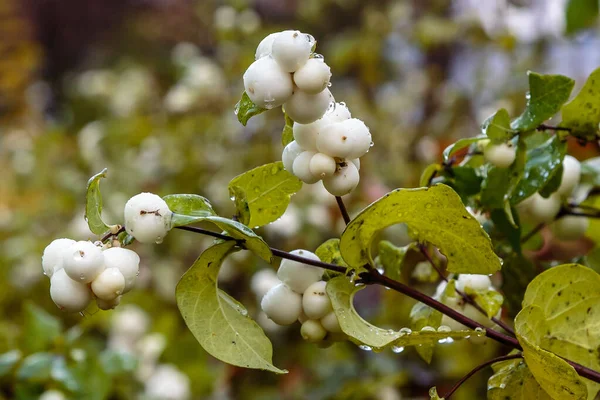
1;0;600;399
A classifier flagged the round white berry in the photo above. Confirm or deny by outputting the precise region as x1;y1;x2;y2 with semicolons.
62;241;105;283
302;281;333;319
42;238;76;278
293;58;331;94
282;140;304;173
350;158;360;170
124;193;173;244
40;390;67;400
484;143;516;168
255;32;290;60
320;311;342;333
309;153;336;178
326;102;351;122
550;216;589;241
261;283;302;325
293;119;328;151
284;88;333;124
300;319;327;342
250;269;280;300
456;274;491;292
50;269;93;312
316;118;371;159
529;193;561;224
91;268;126;301
277;249;323;294
103;247;140;293
243;56;293;110
97;295;122;310
293;151;320;184
112;305;150;338
271;30;313;72
557;155;581;197
322;161;360;196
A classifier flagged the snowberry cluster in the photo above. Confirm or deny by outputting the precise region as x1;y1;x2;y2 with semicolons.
435;274;500;331
245;30;372;196
260;250;343;343
42;239;140;312
517;155;588;240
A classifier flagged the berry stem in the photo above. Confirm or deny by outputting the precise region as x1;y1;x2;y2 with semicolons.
443;353;523;399
172;224;600;384
335;196;351;225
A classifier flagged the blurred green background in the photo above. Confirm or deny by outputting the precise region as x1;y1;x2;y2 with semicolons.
1;0;600;399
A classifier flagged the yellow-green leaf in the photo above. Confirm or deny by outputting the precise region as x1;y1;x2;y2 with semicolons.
429;387;445;400
315;239;347;280
561;67;600;140
85;168;112;235
488;357;552;400
339;184;501;274
229;162;302;228
281;113;294;146
467;288;504;319
376;241;415;282
235;91;267;126
176;241;285;374
483;108;514;142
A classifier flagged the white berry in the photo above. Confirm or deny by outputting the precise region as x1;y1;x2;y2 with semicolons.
292;118;329;151
124;192;173;244
42;238;76;278
557;155;581;197
250;269;280;300
92;268;126;301
62;241;105;283
243;56;293;109
97;295;122;310
40;390;67;400
271;30;313;72
302;281;332;319
316;118;371;159
300;319;327;342
484;143;516;168
277;250;323;294
293;151;320;184
103;247;140;293
261;283;302;325
282;140;304;173
550;216;589;241
255;32;289;60
284;88;333;124
309;153;336;178
322;161;360;196
350;158;360;170
320;311;342;333
326;102;351;122
529;193;561;224
456;274;491;292
50;269;93;312
293;58;331;94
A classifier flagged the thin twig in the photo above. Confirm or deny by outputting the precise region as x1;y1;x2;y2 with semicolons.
335;196;351;225
419;245;516;336
173;224;600;384
536;124;572;132
443;353;523;399
100;226;125;242
521;223;544;244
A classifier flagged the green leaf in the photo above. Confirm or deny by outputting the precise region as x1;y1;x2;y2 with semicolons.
315;239;348;280
51;356;80;392
409;301;442;364
442;136;486;161
282;113;294;146
228;186;250;225
566;0;599;34
515;306;588;400
500;253;537;317
511;136;566;204
467;288;503;319
488;357;552;400
511;72;575;132
376;241;415;282
339;184;501;274
446;166;483;200
562;67;600;140
483;108;514;142
22;302;62;353
228;162;302;228
539;164;564;198
235;91;267;126
326;276;476;351
16;353;54;381
490;208;522;253
419;163;441;187
0;350;22;377
429;387;444;399
163;194;215;217
85;169;112;235
176;241;285;374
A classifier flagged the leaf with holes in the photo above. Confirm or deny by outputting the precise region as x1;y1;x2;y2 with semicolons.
176;241;285;374
229;162;302;229
339;184;501;274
